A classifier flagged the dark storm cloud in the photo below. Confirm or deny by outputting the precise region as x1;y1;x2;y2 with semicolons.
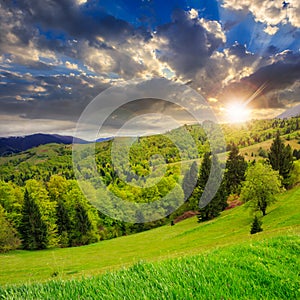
0;69;110;121
222;51;300;108
156;9;225;78
2;0;136;43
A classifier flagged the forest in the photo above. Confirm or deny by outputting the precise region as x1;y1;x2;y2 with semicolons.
0;117;300;252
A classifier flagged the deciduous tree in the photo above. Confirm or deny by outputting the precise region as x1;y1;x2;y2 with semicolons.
240;163;281;216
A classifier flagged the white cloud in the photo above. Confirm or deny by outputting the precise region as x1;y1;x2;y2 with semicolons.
264;25;279;35
65;61;79;70
223;0;300;30
189;8;199;19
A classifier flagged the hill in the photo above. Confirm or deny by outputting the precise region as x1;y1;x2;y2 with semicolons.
0;133;88;156
0;184;299;286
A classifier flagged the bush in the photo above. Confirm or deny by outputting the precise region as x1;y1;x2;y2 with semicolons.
250;216;263;234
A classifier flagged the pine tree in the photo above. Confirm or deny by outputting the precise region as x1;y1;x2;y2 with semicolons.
268;132;294;187
224;144;247;195
71;202;92;246
197;154;227;222
19;189;48;250
56;200;72;235
250;215;263;234
182;161;198;200
198;152;211;190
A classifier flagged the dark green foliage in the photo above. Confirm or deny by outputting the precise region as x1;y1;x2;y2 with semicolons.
198;152;211;190
258;147;268;158
268;132;294;187
182;161;198;200
224;144;247;195
19;189;48;250
56;200;72;235
71;203;93;246
293;149;300;160
250;216;263;234
197;154;227;222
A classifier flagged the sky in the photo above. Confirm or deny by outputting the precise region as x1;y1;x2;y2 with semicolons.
0;0;300;137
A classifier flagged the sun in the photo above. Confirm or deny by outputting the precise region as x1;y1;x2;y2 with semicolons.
225;102;251;123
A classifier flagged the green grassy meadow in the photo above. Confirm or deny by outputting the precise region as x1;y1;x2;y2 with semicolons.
1;234;299;299
0;185;299;298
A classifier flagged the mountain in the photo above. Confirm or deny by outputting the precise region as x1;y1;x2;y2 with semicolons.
0;133;88;156
276;104;300;119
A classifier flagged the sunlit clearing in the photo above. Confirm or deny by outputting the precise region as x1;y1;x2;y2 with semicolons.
226;102;251;123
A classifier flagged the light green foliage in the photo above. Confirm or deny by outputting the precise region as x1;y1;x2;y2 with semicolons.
240;163;282;216
25;180;59;247
0;205;20;252
0;181;23;228
1;184;299;286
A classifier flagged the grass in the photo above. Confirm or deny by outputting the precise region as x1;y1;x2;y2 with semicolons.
0;186;299;287
240;133;300;161
0;234;299;299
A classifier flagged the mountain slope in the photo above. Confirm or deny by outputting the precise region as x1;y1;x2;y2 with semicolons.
0;133;88;156
0;185;299;286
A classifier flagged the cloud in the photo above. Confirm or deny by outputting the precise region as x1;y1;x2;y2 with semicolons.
0;69;110;122
223;0;300;30
65;61;79;70
155;9;226;80
221;50;300;108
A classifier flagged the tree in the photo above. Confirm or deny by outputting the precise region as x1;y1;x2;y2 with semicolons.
197;154;227;221
240;163;282;216
250;215;263;234
268;131;294;187
0;205;21;252
19;189;48;250
25;180;58;247
182;161;198;200
224;144;247;195
66;181;99;246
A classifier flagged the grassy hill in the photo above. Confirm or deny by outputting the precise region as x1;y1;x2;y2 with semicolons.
1;185;299;288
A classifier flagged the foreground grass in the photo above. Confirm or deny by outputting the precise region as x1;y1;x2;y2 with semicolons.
0;186;299;286
1;235;299;300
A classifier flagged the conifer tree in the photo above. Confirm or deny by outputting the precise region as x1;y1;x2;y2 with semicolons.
19;189;48;250
182;161;198;200
250;215;263;234
197;154;227;221
224;144;247;195
268;132;294;187
71;202;93;246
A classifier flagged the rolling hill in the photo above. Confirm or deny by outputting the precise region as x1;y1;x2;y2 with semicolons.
0;184;299;286
0;133;88;156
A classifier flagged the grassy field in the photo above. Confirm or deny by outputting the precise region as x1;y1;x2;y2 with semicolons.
0;185;299;288
1;234;299;299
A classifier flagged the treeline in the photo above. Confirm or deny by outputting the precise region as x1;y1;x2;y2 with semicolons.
0;120;299;252
223;117;300;149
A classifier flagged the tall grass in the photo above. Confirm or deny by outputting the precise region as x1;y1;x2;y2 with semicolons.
1;235;299;299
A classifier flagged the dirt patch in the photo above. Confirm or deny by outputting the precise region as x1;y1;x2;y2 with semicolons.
226;194;243;210
174;211;198;224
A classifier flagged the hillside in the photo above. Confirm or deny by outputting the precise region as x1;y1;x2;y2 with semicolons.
0;133;90;156
0;185;299;286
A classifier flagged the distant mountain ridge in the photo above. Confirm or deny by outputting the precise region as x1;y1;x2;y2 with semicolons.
276;104;300;119
0;133;89;156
